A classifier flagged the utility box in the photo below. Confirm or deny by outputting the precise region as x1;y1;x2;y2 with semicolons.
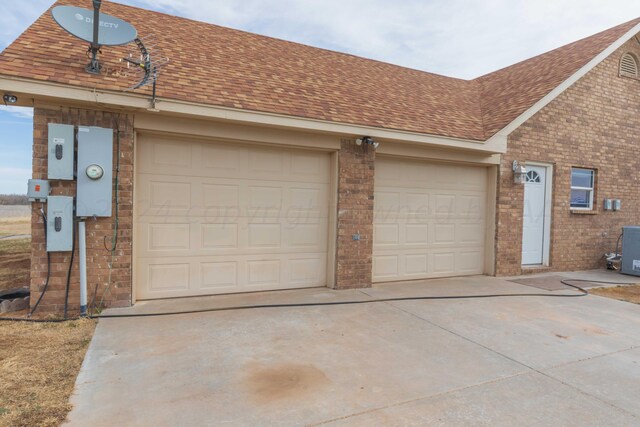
621;226;640;276
76;126;113;217
27;179;50;202
46;196;74;252
47;123;75;180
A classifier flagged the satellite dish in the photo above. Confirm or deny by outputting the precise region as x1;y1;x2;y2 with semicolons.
51;5;137;46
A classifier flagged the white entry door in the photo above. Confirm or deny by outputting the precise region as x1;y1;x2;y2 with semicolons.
521;165;548;265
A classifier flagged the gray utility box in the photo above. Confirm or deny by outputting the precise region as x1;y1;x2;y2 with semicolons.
27;179;50;202
621;226;640;276
47;123;75;180
76;126;113;217
46;196;74;252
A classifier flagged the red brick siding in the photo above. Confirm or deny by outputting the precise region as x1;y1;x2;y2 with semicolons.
335;139;375;288
496;38;640;275
30;107;133;313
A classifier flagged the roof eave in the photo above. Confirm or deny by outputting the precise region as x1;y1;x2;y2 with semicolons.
0;75;506;155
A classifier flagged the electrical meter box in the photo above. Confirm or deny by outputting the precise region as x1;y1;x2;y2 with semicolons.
47;123;75;180
46;196;74;252
76;126;113;217
621;226;640;277
27;179;50;202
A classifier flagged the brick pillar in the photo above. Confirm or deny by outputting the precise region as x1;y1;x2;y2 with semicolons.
335;139;375;289
494;155;525;276
30;106;134;314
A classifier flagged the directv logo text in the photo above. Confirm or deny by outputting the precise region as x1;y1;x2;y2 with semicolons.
74;13;120;29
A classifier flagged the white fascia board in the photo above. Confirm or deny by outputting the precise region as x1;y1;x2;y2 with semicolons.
486;22;640;146
0;75;505;154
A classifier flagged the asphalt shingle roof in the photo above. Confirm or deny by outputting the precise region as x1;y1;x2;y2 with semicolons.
1;0;638;141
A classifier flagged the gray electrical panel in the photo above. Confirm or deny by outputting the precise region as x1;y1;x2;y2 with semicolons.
76;126;113;217
46;196;74;252
27;179;50;202
47;124;75;180
621;226;640;276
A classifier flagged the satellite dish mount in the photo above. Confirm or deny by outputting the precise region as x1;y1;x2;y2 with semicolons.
86;0;102;74
51;1;137;74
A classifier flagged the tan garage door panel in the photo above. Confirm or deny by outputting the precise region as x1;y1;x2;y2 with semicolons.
373;157;487;282
135;135;331;299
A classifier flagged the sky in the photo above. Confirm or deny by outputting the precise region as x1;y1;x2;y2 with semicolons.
1;0;640;194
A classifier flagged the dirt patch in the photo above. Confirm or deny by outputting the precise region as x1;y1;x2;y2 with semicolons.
590;285;640;305
0;318;96;427
0;239;30;294
0;217;30;238
244;363;330;404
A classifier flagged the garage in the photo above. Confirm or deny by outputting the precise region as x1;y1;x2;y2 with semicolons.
373;157;488;282
134;135;332;300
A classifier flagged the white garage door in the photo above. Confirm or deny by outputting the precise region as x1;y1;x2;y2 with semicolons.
373;157;487;282
135;135;331;300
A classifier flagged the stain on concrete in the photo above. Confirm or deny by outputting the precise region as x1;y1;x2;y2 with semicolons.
243;362;330;404
582;326;610;336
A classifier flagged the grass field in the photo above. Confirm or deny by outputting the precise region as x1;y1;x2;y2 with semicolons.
0;221;96;427
0;319;96;427
0;238;30;293
0;217;30;238
591;284;640;305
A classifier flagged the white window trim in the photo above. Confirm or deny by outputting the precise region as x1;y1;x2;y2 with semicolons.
570;168;595;211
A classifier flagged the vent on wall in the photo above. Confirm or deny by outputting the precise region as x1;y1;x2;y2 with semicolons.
620;53;639;78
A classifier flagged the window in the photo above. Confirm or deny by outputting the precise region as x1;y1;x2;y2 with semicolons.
525;170;541;183
570;168;595;210
620;53;639;78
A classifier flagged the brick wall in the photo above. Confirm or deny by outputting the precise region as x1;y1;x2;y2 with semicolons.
335;139;375;288
30;106;134;314
496;38;640;275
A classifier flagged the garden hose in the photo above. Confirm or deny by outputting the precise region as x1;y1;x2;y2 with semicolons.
2;278;636;323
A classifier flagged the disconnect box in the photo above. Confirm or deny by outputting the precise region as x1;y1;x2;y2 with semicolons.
27;179;50;202
76;126;113;217
47;123;75;180
46;196;74;252
621;226;640;277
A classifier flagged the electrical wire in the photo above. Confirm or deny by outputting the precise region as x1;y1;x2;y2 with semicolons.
2;278;636;323
28;209;51;317
103;116;120;253
615;232;623;259
63;219;77;319
95;116;121;315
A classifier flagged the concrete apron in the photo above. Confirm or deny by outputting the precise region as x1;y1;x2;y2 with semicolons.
66;271;640;426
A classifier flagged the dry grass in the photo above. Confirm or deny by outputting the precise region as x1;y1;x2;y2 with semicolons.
0;238;30;293
0;319;96;427
591;284;640;305
0;217;30;237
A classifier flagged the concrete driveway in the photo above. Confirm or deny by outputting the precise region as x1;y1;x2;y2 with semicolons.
67;273;640;426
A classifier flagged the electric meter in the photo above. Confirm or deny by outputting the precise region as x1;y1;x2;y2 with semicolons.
86;164;104;180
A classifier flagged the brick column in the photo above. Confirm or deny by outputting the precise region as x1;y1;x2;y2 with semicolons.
30;106;134;314
334;138;375;289
494;155;525;276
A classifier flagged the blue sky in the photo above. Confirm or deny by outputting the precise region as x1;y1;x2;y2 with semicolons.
1;0;640;193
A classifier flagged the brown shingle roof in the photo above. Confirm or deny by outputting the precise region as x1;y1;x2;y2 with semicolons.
0;0;638;141
477;18;640;139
